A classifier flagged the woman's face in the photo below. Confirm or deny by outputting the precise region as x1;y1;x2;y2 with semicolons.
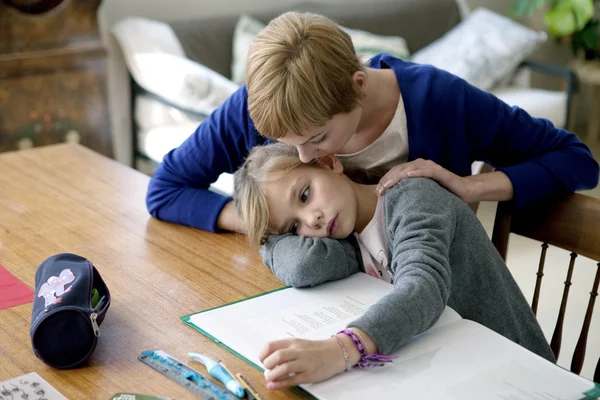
277;106;363;164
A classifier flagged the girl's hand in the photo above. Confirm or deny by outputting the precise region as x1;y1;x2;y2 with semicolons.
259;337;347;390
376;158;473;203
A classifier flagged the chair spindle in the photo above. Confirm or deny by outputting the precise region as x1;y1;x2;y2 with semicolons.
571;262;600;375
550;253;577;359
532;243;549;316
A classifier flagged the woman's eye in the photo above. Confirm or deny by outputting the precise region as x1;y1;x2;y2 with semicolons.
311;134;327;145
300;187;310;203
289;222;298;235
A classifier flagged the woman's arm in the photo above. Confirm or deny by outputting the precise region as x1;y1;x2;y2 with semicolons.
146;86;268;232
454;71;598;210
377;67;598;211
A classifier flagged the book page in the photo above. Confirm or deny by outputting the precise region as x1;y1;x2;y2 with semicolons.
305;320;592;400
189;273;460;366
188;273;593;399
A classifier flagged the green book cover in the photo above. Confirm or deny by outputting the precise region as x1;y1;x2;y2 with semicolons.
181;285;315;399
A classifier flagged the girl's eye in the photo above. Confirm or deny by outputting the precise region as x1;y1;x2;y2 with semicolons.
300;187;310;203
289;222;298;235
311;134;327;145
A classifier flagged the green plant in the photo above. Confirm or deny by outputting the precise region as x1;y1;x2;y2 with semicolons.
510;0;599;58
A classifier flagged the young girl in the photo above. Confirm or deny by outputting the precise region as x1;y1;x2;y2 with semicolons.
234;142;555;390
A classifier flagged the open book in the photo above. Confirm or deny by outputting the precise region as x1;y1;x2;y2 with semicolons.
182;273;595;400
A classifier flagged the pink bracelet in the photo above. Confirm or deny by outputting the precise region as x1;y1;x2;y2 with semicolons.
338;329;398;368
332;334;352;372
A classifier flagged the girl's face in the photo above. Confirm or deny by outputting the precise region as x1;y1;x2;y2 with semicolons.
278;106;363;163
262;159;358;239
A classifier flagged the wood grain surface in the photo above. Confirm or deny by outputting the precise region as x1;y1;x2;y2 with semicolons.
0;144;304;399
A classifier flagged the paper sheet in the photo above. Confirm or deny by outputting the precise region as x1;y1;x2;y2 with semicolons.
0;264;34;310
189;273;593;400
0;373;67;400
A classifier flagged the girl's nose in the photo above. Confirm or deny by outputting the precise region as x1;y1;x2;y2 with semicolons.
310;210;324;229
303;209;323;230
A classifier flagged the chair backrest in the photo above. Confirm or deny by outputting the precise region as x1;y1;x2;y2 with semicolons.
491;193;600;383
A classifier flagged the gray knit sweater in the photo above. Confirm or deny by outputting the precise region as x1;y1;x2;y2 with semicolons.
261;178;555;362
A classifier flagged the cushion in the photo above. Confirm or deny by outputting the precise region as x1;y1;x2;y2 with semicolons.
139;124;234;196
231;14;411;85
232;15;266;85
113;17;239;117
491;86;568;128
138;123;197;163
411;8;547;90
134;95;204;133
127;52;239;117
341;26;410;64
112;17;186;59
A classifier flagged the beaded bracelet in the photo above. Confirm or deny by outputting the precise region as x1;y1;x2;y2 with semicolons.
332;334;352;372
338;329;398;368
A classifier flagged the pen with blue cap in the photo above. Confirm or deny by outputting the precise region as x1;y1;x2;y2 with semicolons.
188;352;245;398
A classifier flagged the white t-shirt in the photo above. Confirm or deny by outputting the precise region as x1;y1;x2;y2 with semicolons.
354;196;394;284
337;93;408;171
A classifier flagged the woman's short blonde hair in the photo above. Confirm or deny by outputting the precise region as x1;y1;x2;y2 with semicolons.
246;12;364;140
234;143;309;248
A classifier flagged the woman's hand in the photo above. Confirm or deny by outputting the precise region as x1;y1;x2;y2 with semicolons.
259;337;347;390
376;158;473;203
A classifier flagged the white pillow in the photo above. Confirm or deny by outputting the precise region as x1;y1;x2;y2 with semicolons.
135;95;204;133
231;15;266;86
231;14;411;84
411;8;547;91
113;17;239;117
342;27;410;64
112;17;186;59
127;52;239;117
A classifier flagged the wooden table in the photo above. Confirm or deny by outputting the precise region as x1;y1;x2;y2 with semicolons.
0;144;303;399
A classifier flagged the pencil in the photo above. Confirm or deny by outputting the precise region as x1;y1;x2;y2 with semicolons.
235;373;263;400
218;361;238;380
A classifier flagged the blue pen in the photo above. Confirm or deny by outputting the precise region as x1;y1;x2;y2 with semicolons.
188;352;245;398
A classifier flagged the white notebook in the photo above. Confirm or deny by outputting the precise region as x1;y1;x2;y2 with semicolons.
183;273;594;400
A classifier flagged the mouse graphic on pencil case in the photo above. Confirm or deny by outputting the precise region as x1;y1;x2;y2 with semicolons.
38;268;75;308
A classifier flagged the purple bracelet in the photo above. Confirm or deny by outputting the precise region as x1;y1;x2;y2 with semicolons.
338;329;398;368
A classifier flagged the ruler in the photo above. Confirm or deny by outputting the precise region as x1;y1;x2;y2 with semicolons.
138;350;240;400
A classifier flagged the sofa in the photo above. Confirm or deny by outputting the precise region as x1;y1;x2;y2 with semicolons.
109;0;576;196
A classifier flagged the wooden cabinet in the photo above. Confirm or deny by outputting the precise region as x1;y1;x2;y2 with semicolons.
0;0;113;157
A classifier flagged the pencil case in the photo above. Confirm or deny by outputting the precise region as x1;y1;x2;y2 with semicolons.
30;253;111;369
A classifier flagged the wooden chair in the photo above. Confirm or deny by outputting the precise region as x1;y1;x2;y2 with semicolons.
491;193;600;383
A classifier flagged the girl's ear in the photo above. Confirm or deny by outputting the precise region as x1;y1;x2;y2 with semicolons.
316;155;344;174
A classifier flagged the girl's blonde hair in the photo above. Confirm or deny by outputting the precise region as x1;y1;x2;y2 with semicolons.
234;143;308;248
234;143;386;248
246;12;365;139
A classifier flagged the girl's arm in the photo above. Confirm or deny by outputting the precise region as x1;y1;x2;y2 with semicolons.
348;177;455;354
261;234;363;287
259;178;457;390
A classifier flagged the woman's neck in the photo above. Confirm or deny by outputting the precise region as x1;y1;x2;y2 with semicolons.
340;68;400;155
358;69;399;135
350;181;379;233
